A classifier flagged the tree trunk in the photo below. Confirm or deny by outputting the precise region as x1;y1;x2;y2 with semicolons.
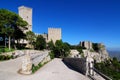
13;38;17;50
8;36;11;50
4;35;6;47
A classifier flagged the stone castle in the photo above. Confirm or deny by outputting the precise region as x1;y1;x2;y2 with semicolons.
80;41;93;50
18;6;32;32
35;28;61;43
80;41;109;62
48;28;61;43
18;6;61;44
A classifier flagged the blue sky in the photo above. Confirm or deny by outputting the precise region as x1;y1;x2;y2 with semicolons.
0;0;120;50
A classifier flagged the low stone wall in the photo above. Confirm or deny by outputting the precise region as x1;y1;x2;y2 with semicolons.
31;51;50;66
19;50;51;74
63;58;87;75
32;53;50;66
41;55;51;65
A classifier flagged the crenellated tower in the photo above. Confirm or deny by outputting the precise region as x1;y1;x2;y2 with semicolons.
48;28;61;43
18;6;32;32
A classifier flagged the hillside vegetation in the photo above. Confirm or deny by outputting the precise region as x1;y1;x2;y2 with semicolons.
95;57;120;80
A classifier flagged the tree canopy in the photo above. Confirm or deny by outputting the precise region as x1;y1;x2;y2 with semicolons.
26;31;35;48
52;40;70;58
47;40;54;50
0;9;28;49
35;35;46;50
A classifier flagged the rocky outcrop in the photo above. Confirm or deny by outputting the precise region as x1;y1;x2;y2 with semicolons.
70;49;81;58
98;43;109;62
82;42;109;63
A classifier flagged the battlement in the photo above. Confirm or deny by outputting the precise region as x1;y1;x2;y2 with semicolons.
48;27;61;29
18;6;32;10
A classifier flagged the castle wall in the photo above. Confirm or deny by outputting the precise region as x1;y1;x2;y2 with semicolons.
18;6;32;32
80;41;93;50
18;6;32;45
48;28;61;43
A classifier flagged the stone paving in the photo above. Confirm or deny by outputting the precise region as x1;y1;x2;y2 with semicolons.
0;57;91;80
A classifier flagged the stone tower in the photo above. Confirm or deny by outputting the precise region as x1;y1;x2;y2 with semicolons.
80;41;93;50
18;6;32;32
48;28;61;43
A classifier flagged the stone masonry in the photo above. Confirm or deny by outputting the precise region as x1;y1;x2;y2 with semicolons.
18;6;32;32
18;6;32;44
18;6;61;44
35;28;62;43
63;57;94;76
48;28;61;43
80;41;93;50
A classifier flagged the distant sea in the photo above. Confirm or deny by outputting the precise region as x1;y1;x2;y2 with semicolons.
108;50;120;61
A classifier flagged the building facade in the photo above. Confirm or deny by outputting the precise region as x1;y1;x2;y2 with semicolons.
48;28;61;43
80;41;93;50
35;28;62;43
18;6;61;44
18;6;32;33
18;6;32;44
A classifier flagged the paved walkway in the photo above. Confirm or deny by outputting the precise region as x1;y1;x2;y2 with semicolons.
0;58;90;80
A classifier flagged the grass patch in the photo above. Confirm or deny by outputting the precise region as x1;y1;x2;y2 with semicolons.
32;61;49;73
0;47;14;54
0;55;13;61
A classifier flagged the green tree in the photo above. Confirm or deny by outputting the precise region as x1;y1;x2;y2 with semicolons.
64;42;71;49
92;43;99;52
35;35;46;50
26;31;35;48
62;43;70;57
77;48;83;54
1;27;14;50
54;40;63;57
0;9;28;50
13;27;26;49
47;40;54;50
53;40;70;58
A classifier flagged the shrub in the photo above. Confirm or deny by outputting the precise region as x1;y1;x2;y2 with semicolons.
0;47;14;53
32;61;49;73
94;58;120;80
0;55;13;61
0;48;5;53
49;51;55;59
32;63;43;73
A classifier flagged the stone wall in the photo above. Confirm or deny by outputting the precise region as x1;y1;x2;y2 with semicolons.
41;55;51;65
63;57;94;76
48;28;61;43
63;58;87;75
31;51;50;66
19;50;51;74
80;41;93;50
18;6;32;32
18;6;32;45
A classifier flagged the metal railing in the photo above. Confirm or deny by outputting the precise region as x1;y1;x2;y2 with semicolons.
93;68;112;80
